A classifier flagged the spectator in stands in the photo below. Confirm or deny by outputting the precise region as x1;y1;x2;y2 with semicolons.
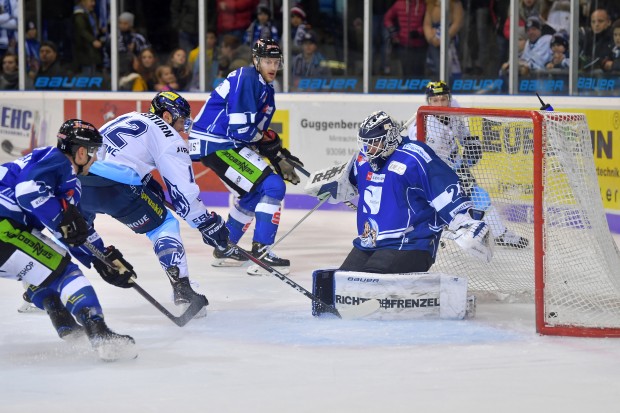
36;41;64;78
72;0;104;75
542;0;570;33
423;0;464;77
602;19;620;73
168;47;192;90
216;0;259;43
217;34;251;78
461;0;492;76
25;21;40;81
503;0;550;41
130;47;159;91
545;30;569;71
384;0;428;77
291;30;329;89
171;0;198;52
0;52;18;89
244;5;279;47
188;30;220;91
519;16;553;74
0;0;17;59
499;26;527;76
106;12;150;79
579;8;613;73
290;3;309;56
153;64;180;91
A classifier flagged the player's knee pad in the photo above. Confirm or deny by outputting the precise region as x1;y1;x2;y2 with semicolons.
470;186;491;210
258;173;286;201
146;211;180;243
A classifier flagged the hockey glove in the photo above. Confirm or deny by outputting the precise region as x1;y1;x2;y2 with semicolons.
92;246;136;288
272;149;303;184
58;202;89;246
198;212;229;251
257;129;283;159
446;209;493;263
462;136;482;166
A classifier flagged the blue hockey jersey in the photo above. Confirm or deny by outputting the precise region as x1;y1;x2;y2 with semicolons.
351;140;473;258
0;147;80;232
189;65;276;159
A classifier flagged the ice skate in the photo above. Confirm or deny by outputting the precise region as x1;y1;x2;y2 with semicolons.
166;266;208;318
494;229;529;249
247;242;290;276
79;308;137;361
211;245;249;267
43;295;85;341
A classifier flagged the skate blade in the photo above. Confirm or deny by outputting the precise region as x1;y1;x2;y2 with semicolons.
211;258;248;267
95;340;138;362
246;264;290;276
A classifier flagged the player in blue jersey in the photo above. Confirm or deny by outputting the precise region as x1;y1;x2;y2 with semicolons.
76;91;227;315
337;111;491;273
189;38;304;275
0;120;136;360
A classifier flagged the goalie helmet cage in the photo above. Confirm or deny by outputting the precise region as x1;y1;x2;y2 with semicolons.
416;106;620;337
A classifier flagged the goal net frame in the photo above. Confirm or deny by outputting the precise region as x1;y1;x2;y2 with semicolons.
416;105;620;337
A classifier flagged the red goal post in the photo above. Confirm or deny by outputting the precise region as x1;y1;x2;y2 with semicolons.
416;106;620;337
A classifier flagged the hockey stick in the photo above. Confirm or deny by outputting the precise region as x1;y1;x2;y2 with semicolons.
83;242;206;327
1;139;27;157
236;246;380;319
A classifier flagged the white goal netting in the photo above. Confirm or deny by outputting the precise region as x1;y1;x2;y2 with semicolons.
418;107;620;335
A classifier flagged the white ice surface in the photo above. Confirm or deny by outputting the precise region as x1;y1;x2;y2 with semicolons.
1;208;620;413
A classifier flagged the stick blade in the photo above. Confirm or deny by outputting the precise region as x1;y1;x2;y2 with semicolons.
337;299;381;319
173;295;208;327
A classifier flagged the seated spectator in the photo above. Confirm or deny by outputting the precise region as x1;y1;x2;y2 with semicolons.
168;47;192;90
188;30;220;91
217;34;251;79
154;64;180;91
291;30;330;89
291;4;309;56
423;0;464;77
499;26;527;76
243;5;279;46
35;41;64;81
106;12;150;78
602;19;620;73
127;47;159;91
520;16;553;73
0;52;18;89
545;30;569;70
25;21;40;80
579;8;613;73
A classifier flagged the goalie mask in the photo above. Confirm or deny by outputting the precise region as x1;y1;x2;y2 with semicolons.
150;91;193;133
357;111;402;171
426;81;451;106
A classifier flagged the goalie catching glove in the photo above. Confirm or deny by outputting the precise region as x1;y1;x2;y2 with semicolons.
58;201;89;246
198;211;229;251
92;246;136;288
446;209;493;263
257;129;304;184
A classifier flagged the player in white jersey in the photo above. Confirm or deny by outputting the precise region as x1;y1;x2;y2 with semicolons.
78;91;229;315
408;81;528;248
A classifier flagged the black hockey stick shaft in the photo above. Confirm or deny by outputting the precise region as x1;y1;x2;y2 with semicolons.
83;242;204;327
235;246;342;318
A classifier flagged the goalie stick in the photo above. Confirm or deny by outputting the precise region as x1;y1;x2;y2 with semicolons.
235;246;380;319
83;242;206;327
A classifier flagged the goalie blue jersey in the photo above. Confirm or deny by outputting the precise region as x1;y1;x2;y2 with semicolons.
0;147;81;232
189;65;276;158
351;140;473;257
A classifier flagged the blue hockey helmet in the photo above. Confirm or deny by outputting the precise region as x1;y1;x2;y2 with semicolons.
357;111;402;171
57;119;103;157
149;91;193;133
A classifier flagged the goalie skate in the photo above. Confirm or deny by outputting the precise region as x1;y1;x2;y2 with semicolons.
247;242;290;276
79;309;137;362
211;245;249;267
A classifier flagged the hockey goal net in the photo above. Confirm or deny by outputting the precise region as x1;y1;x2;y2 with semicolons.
416;106;620;337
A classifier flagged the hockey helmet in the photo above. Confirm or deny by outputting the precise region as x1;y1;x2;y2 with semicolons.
425;81;451;103
252;38;283;70
357;111;402;171
149;91;193;133
57;119;103;157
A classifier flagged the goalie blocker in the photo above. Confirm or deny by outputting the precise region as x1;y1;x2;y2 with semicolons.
312;269;475;320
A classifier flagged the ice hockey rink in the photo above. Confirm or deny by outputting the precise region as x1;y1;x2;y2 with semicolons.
1;208;620;413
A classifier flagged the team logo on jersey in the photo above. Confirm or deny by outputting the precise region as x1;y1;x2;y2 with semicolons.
359;218;378;248
164;177;190;218
388;161;406;175
366;172;385;183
